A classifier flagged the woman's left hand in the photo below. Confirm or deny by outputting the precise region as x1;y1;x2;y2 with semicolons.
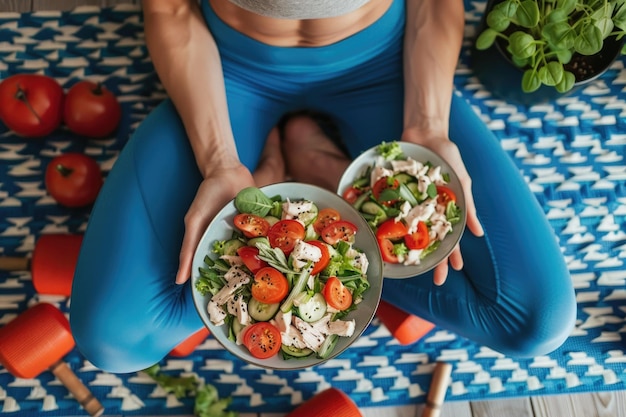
401;127;484;286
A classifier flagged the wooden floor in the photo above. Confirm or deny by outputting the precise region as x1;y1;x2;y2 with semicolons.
1;1;625;416
291;392;626;417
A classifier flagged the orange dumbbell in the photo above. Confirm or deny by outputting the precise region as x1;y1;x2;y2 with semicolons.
286;387;362;417
169;327;211;357
0;234;83;296
1;234;210;358
375;300;435;345
0;303;104;416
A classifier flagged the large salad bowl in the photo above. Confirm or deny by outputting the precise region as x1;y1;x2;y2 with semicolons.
191;183;384;370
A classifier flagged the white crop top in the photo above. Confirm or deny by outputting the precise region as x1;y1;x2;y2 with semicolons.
227;0;372;19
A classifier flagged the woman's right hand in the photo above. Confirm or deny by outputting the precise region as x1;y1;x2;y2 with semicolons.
175;163;255;284
175;127;285;284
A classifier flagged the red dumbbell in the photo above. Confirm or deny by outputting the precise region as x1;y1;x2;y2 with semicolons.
0;234;83;296
169;327;211;357
286;387;362;417
0;303;104;416
375;300;435;345
0;234;210;358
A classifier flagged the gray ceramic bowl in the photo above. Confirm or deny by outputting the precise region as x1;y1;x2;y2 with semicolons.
191;183;383;370
337;142;467;279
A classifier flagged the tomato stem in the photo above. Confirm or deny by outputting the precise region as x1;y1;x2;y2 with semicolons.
14;83;42;124
55;164;75;177
92;82;104;96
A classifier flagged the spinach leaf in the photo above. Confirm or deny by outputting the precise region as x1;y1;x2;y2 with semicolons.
143;364;238;417
234;187;273;216
195;384;238;417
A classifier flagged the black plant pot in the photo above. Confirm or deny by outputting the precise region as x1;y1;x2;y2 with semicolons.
470;0;624;106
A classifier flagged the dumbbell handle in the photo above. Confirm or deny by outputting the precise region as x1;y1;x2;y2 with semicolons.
421;362;452;417
0;256;29;271
50;360;104;417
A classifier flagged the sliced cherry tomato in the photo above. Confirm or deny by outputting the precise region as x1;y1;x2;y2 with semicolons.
342;186;364;204
404;221;430;250
377;238;400;263
436;185;457;205
243;322;282;359
251;266;289;304
313;207;341;235
233;213;270;238
375;219;408;241
320;220;358;245
237;246;268;274
372;177;400;206
322;276;353;311
267;219;306;254
306;240;331;275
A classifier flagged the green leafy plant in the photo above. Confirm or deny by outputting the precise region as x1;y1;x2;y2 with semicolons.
143;364;238;417
475;0;626;93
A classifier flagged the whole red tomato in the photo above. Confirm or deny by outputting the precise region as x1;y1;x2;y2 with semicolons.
45;153;103;208
63;81;121;138
0;74;64;137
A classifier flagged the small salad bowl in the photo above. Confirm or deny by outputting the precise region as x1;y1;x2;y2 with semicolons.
337;142;467;279
191;183;384;370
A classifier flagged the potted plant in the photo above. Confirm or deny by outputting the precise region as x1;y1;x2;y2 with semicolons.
472;0;626;103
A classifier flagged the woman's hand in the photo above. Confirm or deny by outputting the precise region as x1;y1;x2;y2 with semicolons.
175;164;255;284
401;128;484;286
175;127;286;284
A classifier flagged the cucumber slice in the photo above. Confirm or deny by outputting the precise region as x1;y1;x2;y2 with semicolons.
230;317;246;342
281;344;314;358
317;334;339;359
248;236;270;247
361;201;386;216
352;175;370;188
304;223;318;241
351;192;370;211
394;173;414;184
298;203;319;226
264;215;280;227
406;182;422;199
361;201;388;226
223;238;245;256
248;298;280;321
297;293;327;322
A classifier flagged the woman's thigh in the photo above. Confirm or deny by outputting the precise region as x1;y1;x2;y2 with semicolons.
70;100;206;372
70;84;290;372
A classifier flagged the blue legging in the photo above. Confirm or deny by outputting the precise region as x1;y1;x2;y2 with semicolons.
70;0;576;373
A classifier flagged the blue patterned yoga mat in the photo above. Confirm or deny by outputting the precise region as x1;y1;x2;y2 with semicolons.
0;2;625;416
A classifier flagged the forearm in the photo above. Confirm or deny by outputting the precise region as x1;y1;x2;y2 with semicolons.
142;0;239;177
403;0;465;136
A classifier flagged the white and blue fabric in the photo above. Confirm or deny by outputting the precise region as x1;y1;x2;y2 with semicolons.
0;2;624;416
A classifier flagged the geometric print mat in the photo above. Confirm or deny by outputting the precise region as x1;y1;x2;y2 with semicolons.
0;2;625;415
